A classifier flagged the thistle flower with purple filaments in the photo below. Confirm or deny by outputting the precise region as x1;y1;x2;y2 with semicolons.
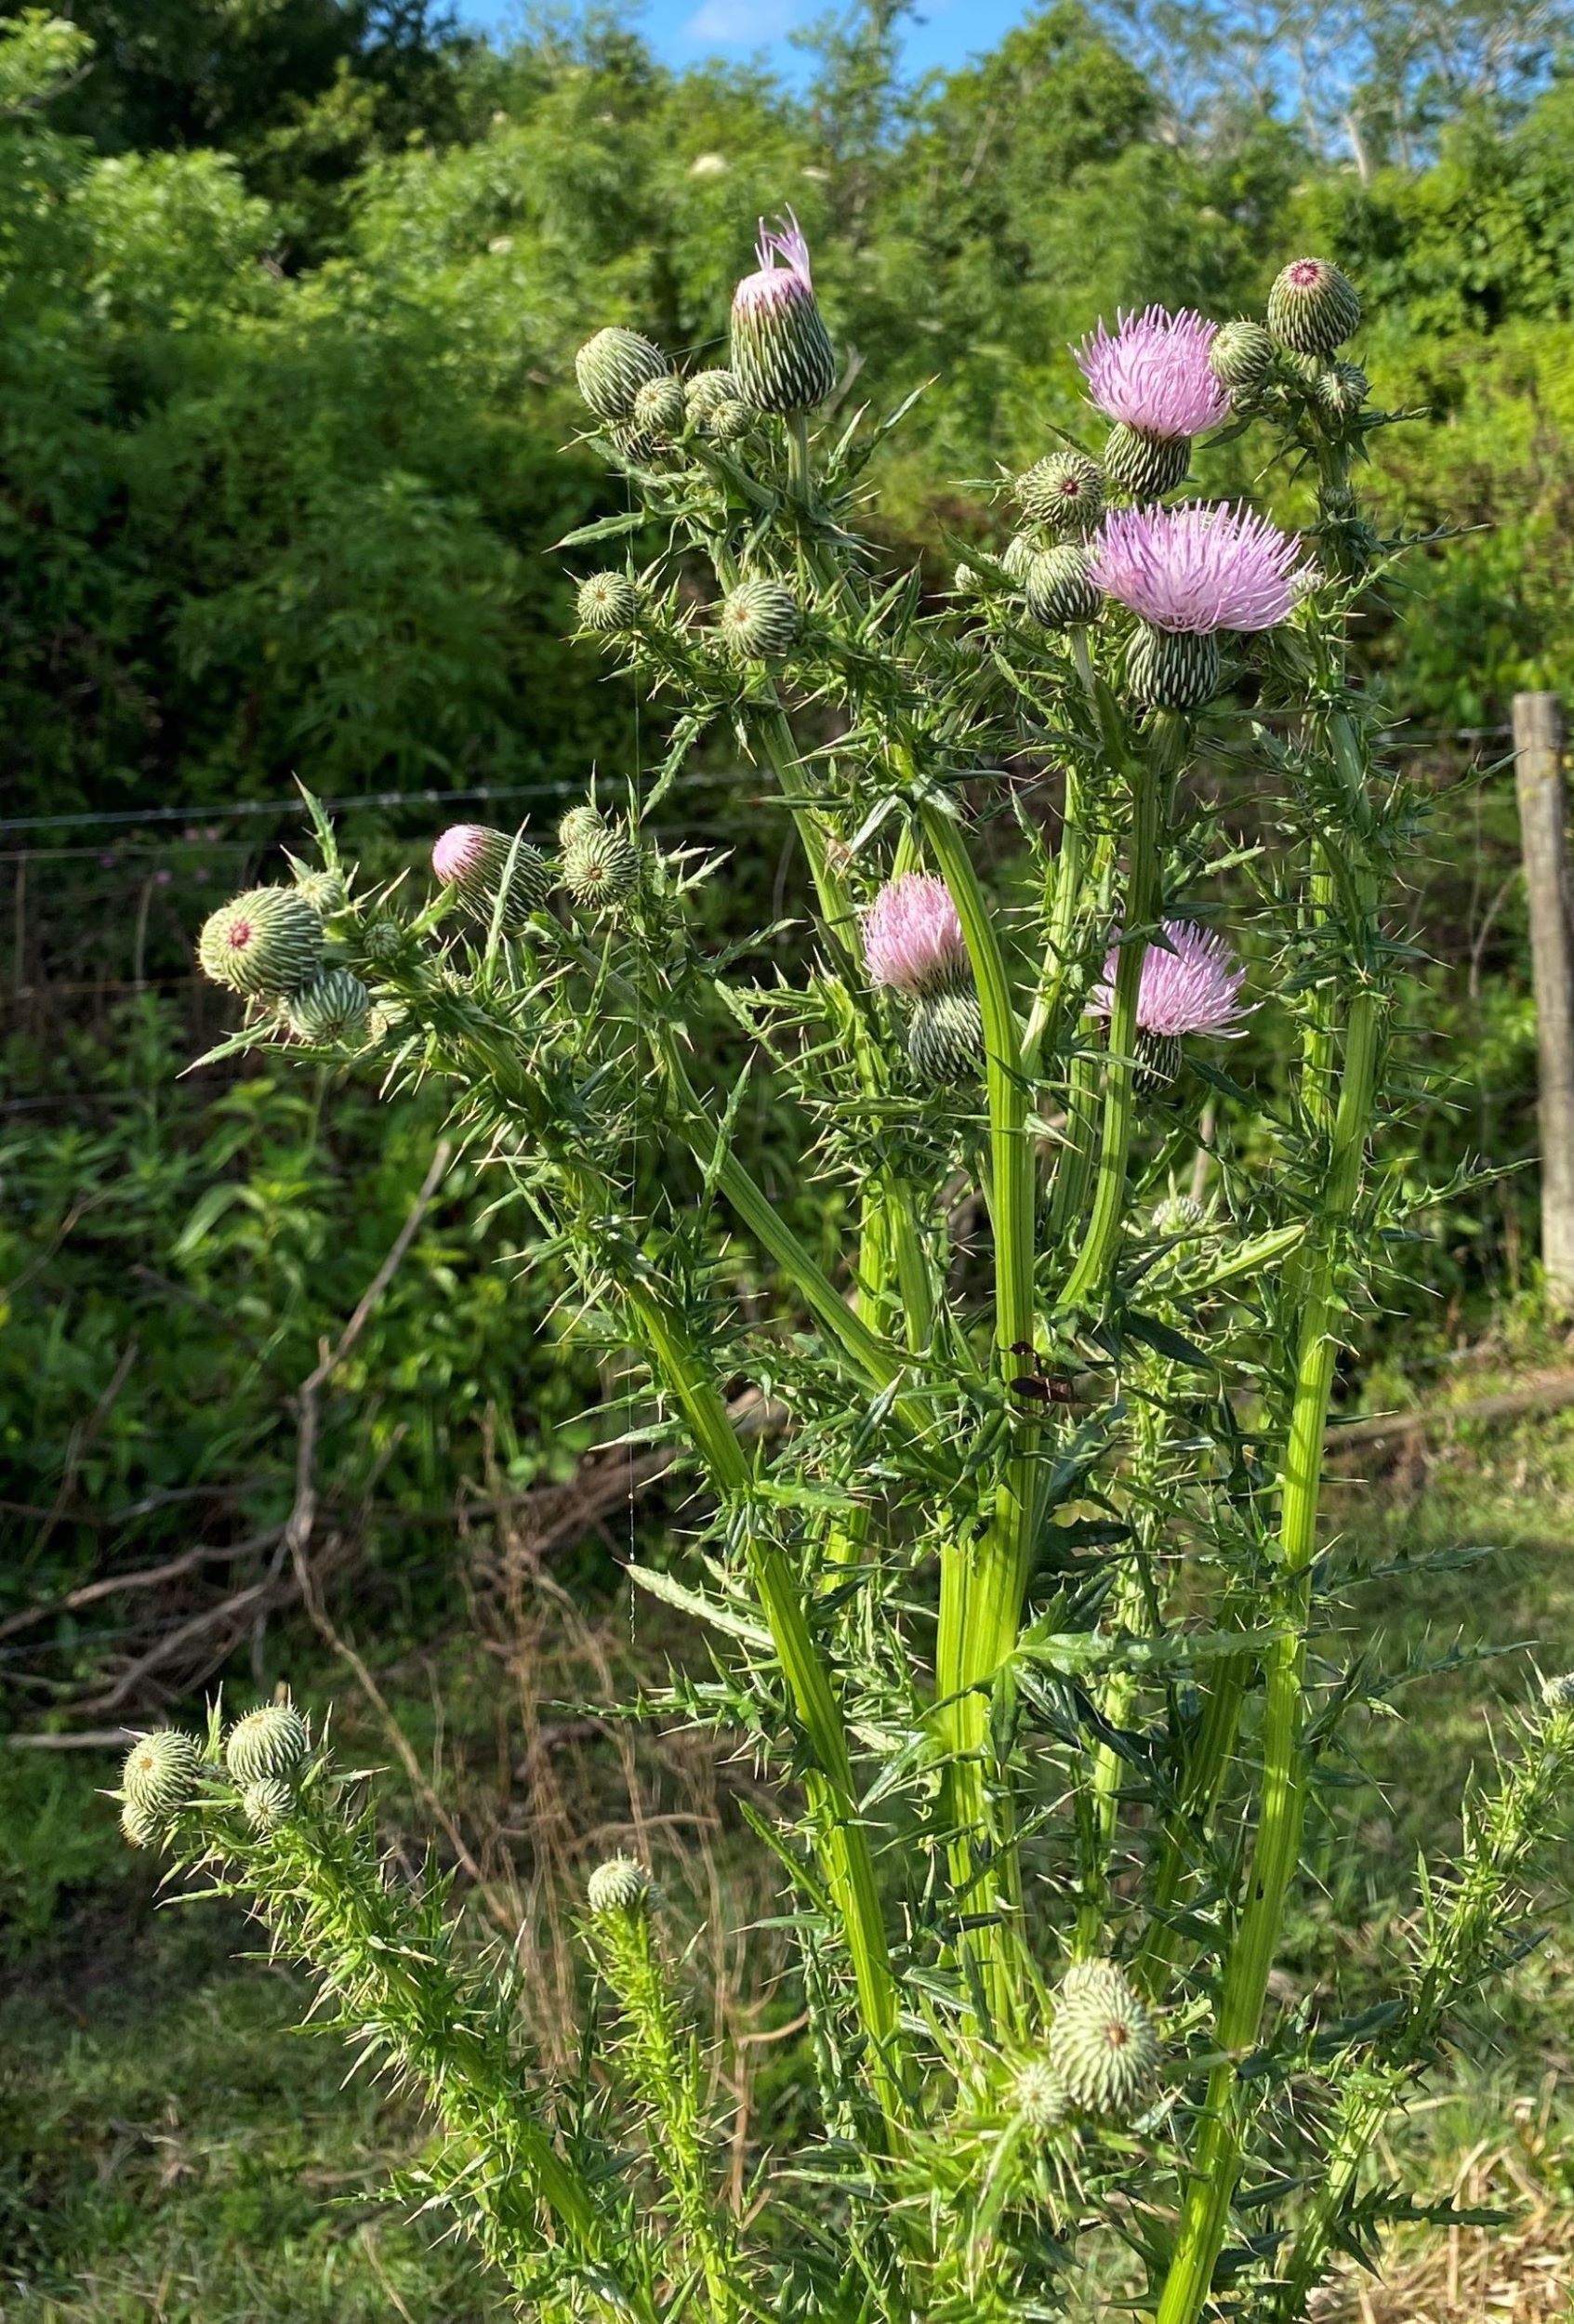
1076;308;1229;441
862;874;969;997
731;209;837;416
1091;921;1249;1038
1090;503;1303;636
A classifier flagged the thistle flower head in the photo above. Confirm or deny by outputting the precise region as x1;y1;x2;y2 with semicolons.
197;888;324;1000
1091;920;1249;1038
576;571;641;633
121;1727;202;1816
1009;2056;1069;2132
1541;1671;1574;1712
731;209;836;415
1266;257;1361;357
432;824;549;926
862;874;969;998
1090;502;1303;635
225;1702;311;1787
1076;307;1228;440
1015;449;1104;536
587;1855;652;1918
120;1797;163;1849
575;326;668;423
1047;1959;1161;2119
287;967;371;1046
243;1776;297;1832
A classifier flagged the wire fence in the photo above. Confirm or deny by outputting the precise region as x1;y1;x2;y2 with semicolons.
1;721;1530;1119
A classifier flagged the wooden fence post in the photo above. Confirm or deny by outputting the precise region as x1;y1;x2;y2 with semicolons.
1513;691;1574;1313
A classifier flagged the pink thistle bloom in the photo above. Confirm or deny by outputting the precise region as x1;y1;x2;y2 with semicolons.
1076;307;1229;439
734;209;815;317
862;874;970;997
1090;502;1303;635
432;825;493;883
1091;920;1249;1037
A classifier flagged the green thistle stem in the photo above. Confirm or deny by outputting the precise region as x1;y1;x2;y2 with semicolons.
1057;736;1168;1313
624;1282;911;2146
1155;982;1381;2324
919;799;1036;2029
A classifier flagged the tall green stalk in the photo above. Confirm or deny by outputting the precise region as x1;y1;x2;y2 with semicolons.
1154;983;1381;2324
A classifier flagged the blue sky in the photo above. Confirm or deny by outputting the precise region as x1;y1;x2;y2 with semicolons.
452;0;1037;83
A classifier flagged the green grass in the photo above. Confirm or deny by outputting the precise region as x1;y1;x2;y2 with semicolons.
8;1414;1574;2320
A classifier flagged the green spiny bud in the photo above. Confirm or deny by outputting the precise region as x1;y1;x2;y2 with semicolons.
1266;257;1361;358
120;1728;202;1816
1001;534;1037;582
719;578;800;660
575;326;669;423
120;1796;164;1849
1151;1193;1208;1239
361;918;408;967
631;372;687;441
576;571;642;633
1015;450;1104;536
198;889;324;999
291;865;350;916
286;967;371;1045
243;1776;297;1832
686;367;741;427
706;397;753;444
1125;623;1222;712
1047;1959;1160;2119
225;1702;310;1786
1025;545;1101;630
562;813;640;912
1009;2056;1069;2132
1103;423;1191;500
1541;1671;1574;1711
431;825;550;931
587;1854;652;1918
558;803;604;848
1210;319;1276;396
908;987;984;1084
1316;359;1369;420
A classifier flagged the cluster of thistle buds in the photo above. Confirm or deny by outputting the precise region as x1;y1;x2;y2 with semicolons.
114;1697;313;1849
990;257;1364;711
1005;1958;1163;2135
193;793;646;1031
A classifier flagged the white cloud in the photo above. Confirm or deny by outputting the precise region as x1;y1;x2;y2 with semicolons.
681;0;800;46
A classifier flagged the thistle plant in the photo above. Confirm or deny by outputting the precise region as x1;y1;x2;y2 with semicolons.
150;226;1574;2324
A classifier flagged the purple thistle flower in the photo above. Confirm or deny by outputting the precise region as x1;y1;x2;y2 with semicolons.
431;825;493;885
1091;920;1249;1038
1090;502;1303;635
862;874;969;997
1076;308;1229;440
734;209;814;315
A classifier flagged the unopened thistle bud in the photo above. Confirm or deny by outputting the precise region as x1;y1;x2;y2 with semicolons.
1047;1959;1160;2119
242;1776;296;1833
1541;1671;1574;1711
707;397;753;444
225;1702;310;1786
1266;257;1361;358
558;803;604;849
431;824;550;931
1103;422;1191;500
120;1797;163;1849
631;372;687;441
121;1728;202;1816
198;889;324;999
685;367;741;427
1126;624;1221;711
1151;1192;1208;1239
576;571;641;633
730;211;836;416
1210;319;1276;396
587;1854;652;1918
561;812;640;911
291;865;349;916
1015;450;1104;537
1025;546;1101;630
575;326;669;423
287;967;371;1045
1001;534;1037;582
719;577;800;660
1009;2056;1069;2133
362;917;408;967
1316;359;1369;420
